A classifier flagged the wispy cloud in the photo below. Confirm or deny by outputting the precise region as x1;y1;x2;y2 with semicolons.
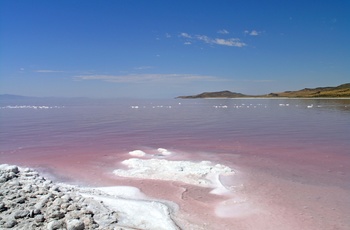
217;29;229;34
179;32;192;38
196;35;211;43
74;73;227;84
134;66;154;70
34;70;65;73
244;30;261;36
213;38;246;47
180;32;246;47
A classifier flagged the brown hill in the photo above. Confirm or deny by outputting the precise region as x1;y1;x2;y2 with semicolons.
268;83;350;98
177;83;350;99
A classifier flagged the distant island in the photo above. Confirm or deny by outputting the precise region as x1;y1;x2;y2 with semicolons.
177;83;350;99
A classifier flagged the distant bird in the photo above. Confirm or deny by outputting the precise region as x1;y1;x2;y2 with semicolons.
307;104;313;108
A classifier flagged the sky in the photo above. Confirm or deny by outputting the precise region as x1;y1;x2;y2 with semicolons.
1;0;349;98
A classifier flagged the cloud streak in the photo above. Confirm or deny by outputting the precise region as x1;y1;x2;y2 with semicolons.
74;73;227;84
34;70;65;73
217;29;229;34
134;66;154;70
180;32;246;47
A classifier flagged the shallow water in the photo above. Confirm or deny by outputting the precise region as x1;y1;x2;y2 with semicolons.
1;98;350;229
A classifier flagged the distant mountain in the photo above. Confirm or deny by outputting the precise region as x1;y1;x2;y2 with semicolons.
177;83;350;99
177;90;247;99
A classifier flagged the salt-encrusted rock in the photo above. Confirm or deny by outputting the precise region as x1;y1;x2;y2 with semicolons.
0;202;7;212
0;165;20;174
67;203;81;212
34;214;45;223
61;194;72;202
50;185;60;192
14;209;30;219
14;196;26;204
47;219;65;230
0;164;128;230
23;184;33;193
66;219;85;230
49;210;65;220
4;218;18;228
0;163;181;230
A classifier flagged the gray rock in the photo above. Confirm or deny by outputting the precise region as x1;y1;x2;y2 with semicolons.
81;216;96;227
34;214;45;223
49;210;65;220
47;220;65;230
14;196;26;204
34;208;42;215
14;209;30;219
65;210;80;220
0;202;7;212
0;164;126;230
60;203;70;210
4;219;18;228
35;193;53;209
28;209;41;218
52;198;63;207
0;176;7;183
66;219;85;230
67;203;81;211
23;185;33;193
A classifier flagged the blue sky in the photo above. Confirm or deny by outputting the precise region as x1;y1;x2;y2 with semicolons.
1;0;349;98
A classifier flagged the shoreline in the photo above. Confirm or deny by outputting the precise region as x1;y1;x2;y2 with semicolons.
0;164;181;229
179;97;350;100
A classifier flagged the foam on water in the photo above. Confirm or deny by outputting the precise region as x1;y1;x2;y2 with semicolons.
0;105;64;109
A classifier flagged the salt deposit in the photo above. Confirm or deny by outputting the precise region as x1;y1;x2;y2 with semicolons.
0;105;64;109
113;158;234;188
0;164;180;230
128;150;146;157
157;148;172;155
129;148;172;157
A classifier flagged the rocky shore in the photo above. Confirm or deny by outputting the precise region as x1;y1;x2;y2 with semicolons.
0;164;179;230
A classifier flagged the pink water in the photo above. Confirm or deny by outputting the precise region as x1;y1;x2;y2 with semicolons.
1;98;350;229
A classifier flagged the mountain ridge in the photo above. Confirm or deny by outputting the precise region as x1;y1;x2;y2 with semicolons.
177;83;350;99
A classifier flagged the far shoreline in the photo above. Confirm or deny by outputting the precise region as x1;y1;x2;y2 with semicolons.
178;97;350;99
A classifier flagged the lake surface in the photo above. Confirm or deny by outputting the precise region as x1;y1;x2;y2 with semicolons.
1;97;350;229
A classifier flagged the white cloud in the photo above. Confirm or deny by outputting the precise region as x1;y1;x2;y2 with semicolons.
74;73;225;84
165;33;171;38
180;32;246;47
217;29;229;34
179;32;192;38
244;30;261;36
213;38;246;47
196;35;211;43
249;30;259;36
